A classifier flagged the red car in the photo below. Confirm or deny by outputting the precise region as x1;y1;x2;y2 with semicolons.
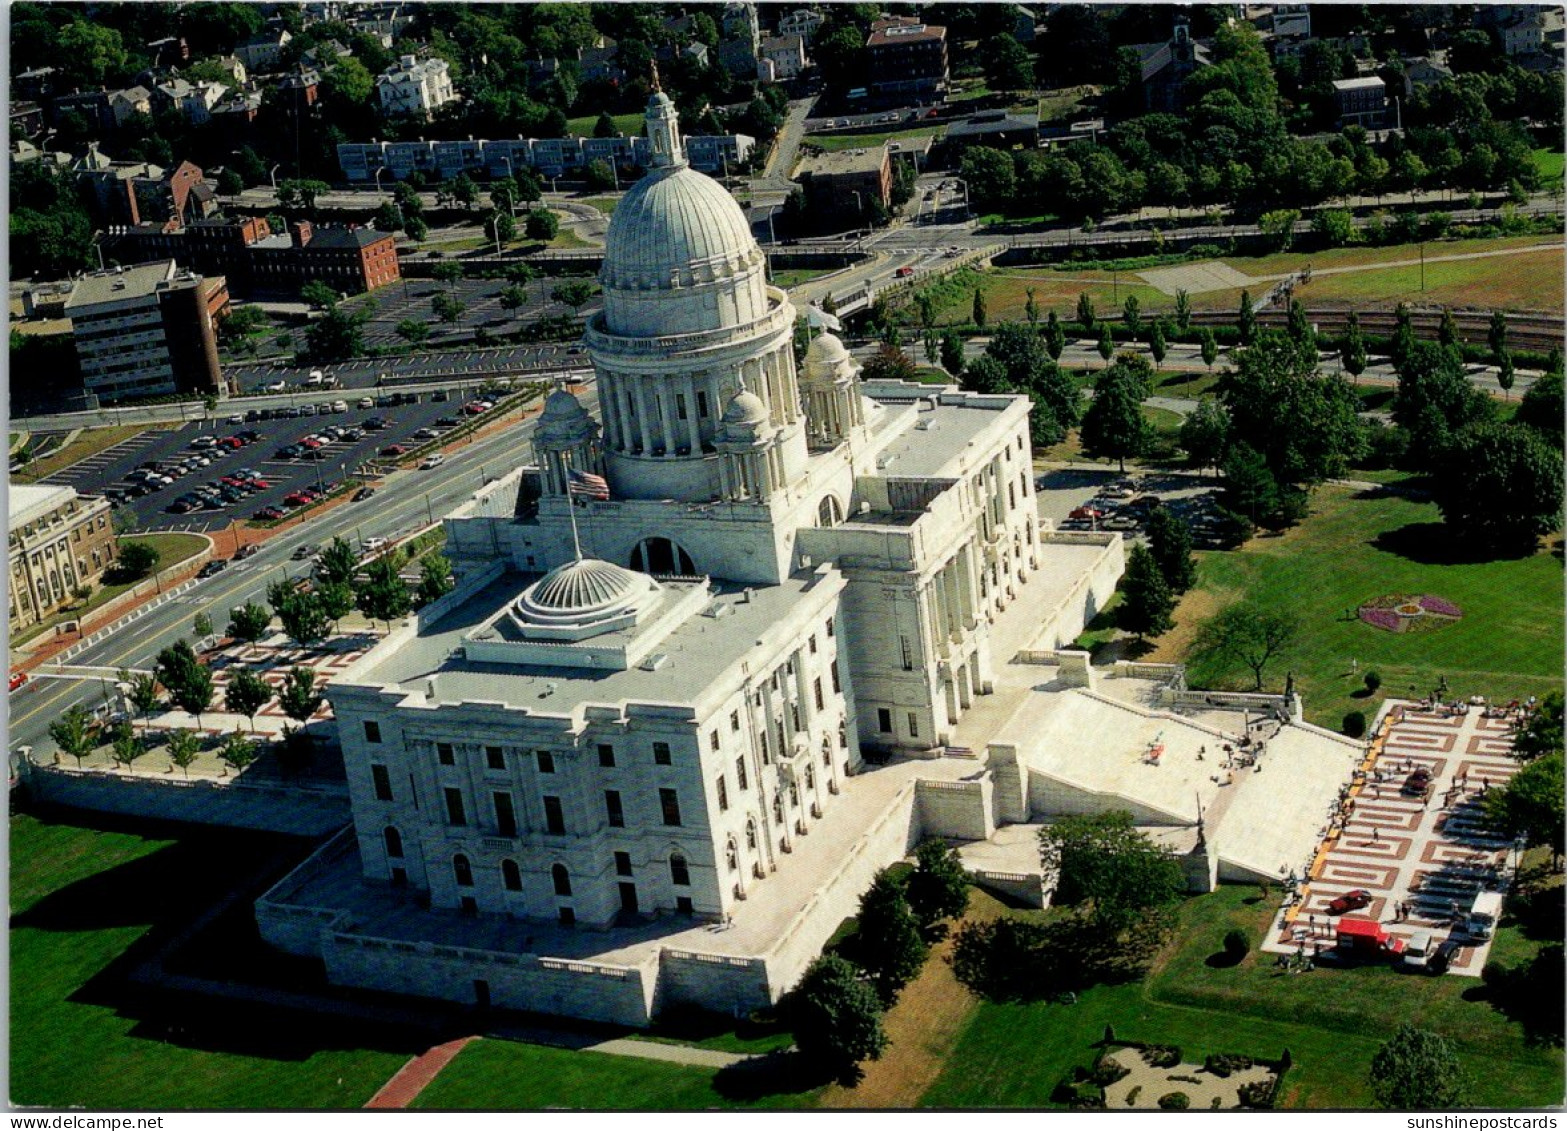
1327;889;1374;916
381;444;407;457
1069;505;1104;521
283;492;312;507
9;670;28;692
255;506;286;520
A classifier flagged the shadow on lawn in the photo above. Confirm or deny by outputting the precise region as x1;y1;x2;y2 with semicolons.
712;1049;832;1100
1371;521;1540;566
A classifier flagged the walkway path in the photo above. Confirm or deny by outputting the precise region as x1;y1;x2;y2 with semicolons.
582;1038;752;1069
364;1036;478;1108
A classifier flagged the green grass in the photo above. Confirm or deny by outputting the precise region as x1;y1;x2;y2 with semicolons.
410;1036;813;1110
11;424;155;482
10;811;410;1108
1532;148;1564;184
1154;484;1564;729
13;532;210;646
772;267;836;288
579;195;620;215
923;887;1563;1108
810;126;943;153
566;111;644;138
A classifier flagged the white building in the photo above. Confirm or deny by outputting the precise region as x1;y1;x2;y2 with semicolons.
253;89;1357;1028
760;34;808;81
377;54;457;120
777;8;825;45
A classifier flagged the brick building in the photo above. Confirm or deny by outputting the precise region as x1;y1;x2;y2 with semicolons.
866;17;948;101
796;145;892;223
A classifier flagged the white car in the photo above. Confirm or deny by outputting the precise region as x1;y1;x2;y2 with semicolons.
358;396;375;409
363;536;389;554
264;380;287;392
332;400;349;413
421;454;446;470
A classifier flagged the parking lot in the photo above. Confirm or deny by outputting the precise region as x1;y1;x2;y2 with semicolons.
225;341;589;395
1036;468;1227;546
39;389;506;534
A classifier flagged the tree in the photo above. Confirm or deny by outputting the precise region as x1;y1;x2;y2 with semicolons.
1118;543;1175;642
316;580;356;632
268;582;331;648
49;705;98;768
981;33;1034;92
905;839;970;930
963;356;1010;396
1483;750;1564;861
1341;310;1368;383
1393;341;1496;467
110;723;146;773
155;640;213;726
1439;306;1460;349
403;216;429;243
1097;325;1114;365
117;540;161;579
396;318;430;345
1369;1024;1465;1110
1286;298;1314;353
1076;292;1096;332
1038;810;1186;931
1023;288;1039;326
193;612;214;642
785;954;888;1086
1516;371;1565;450
1043;310;1065;361
1199;327;1218;372
486;209;517;246
849;871;928;1006
1488;310;1508;365
1391;303;1417;373
499;285;527;313
127;672;161;726
1180;398;1229;475
218;168;245;197
1191;604;1299;691
1081;364;1151;472
224;667;272;731
1430;422;1563;550
939;330;966;376
1121;295;1142;338
307;307;367;363
419;555;455;604
1173;289;1191;333
1221;332;1364;487
300;280;341;311
218;729;257;775
278;666;324;731
356;558;412;632
432;293;466;323
1236;290;1256;345
551;280;596;314
971;288;987;328
1497;352;1515;400
1146;507;1197;592
1512;691;1563;763
583;158;616;191
525;208;559;241
593;110;618;139
958;146;1017;212
167;727;200;778
1148;321;1167;369
227;602;271;644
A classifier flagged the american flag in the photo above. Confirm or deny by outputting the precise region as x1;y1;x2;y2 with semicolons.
567;468;610;500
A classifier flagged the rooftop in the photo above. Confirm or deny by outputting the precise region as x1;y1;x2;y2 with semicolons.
867;18;946;47
9;483;77;525
798;146;888;176
1333;75;1387;91
64;261;187;309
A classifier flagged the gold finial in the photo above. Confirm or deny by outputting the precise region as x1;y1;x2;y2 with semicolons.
651;59;661;92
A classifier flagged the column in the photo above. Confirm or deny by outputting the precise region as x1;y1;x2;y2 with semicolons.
632;381;654;454
655;386;676;455
601;379;624;450
684;374;702;454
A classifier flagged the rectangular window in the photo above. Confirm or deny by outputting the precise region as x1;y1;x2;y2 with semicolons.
653;741;671;765
615;850;633;877
543;795;565;835
830;660;841;693
536;749;555;774
877;708;893;733
444;787;466;826
735;755;748;791
710;729;720;752
697;390;709;417
730;710;740;732
605;790;624;828
659;787;682;827
371;763;393;802
437;742;454;765
900;635;914;671
826;616;835;637
597;743;615;767
494;791;517;837
486;746;505;770
908;713;920;738
814;677;824;711
809;633;817;654
364;720;382;743
716;774;729;812
759;729;770;765
676;392;688;420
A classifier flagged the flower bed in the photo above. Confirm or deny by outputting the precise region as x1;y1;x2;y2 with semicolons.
1358;594;1462;634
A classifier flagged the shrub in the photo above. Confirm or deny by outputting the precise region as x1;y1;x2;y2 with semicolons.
1363;670;1382;694
1343;710;1367;738
1238;1079;1277;1109
1205;1053;1255;1078
1090;1054;1131;1087
1125;1085;1141;1106
1142;1044;1181;1068
1222;928;1250;960
1158;1092;1190;1109
1211;1096;1223;1109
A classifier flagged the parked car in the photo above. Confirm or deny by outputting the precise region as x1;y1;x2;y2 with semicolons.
1104;484;1137;499
1327;889;1374;916
9;671;28;692
197;560;229;578
381;444;407;457
414;427;439;440
358;396;375;409
264;379;287;392
1403;767;1433;795
227;414;244;425
431;389;451;402
1068;505;1103;521
363;536;389;553
436;416;458;428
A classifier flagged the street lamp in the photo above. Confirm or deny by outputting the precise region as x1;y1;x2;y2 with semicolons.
269;163;282;189
90;230;106;271
374;165;391;197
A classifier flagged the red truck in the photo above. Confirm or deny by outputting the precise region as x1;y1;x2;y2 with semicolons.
1336;917;1406;959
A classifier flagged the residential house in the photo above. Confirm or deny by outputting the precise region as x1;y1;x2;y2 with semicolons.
760;34;807;82
377;55;457;120
1130;16;1212;112
107;86;153;128
236;27;293;73
1332;75;1387;127
777;8;825;45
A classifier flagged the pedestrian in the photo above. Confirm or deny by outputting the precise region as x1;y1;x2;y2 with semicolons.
1372;826;1380;842
1351;658;1359;674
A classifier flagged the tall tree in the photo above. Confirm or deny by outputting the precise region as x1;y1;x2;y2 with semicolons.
278;666;324;732
167;727;200;778
218;729;257;776
1488;310;1508;365
356;558;412;632
1097;324;1114;366
1118;543;1175;642
315;537;358;587
1438;306;1460;348
111;722;146;774
1483;751;1564;862
1199;327;1218;372
1340;310;1368;383
1497;352;1516;400
316;580;356;633
1145;507;1197;592
1180;397;1229;475
905;839;970;930
1081;364;1151;472
1024;288;1039;326
1076;292;1097;332
1430;422;1564;550
849;871;928;1007
1515;371;1565;450
155;640;213;727
227;602;272;645
1121;295;1141;338
224;667;272;731
1148;321;1167;370
1038;810;1185;931
1191;604;1299;691
940;330;966;375
1511;691;1564;762
971;288;988;328
1236;291;1256;345
1369;1024;1466;1110
785;955;888;1086
1173;289;1191;332
1220;331;1363;486
126;672;161;728
1043;310;1066;361
419;555;455;604
268;582;331;649
48;704;98;768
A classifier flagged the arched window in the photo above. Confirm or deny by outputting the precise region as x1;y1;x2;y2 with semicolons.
772;793;784;823
383;826;403;858
502;859;522;892
630;536;695;576
817;495;843;527
745;818;757;850
725;838;739;872
804;763;815;790
551;863;572;896
453;854;473;886
669;853;690;886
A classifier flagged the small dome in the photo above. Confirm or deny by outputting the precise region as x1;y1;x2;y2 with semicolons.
722;391;769;426
805;332;850;364
540;388;590;422
510;558;661;640
534;387;598;447
528;558;642;612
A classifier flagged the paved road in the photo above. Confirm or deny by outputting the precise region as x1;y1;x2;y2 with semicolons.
8;389;595;759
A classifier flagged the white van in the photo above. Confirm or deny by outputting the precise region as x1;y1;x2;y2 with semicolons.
1402;930;1436;970
1467;891;1503;939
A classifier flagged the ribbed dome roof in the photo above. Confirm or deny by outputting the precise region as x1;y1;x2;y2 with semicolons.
528;558;642;612
806;332;850;364
600;166;760;292
540;388;590;422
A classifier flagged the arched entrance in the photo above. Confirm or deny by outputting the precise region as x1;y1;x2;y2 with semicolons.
630;537;695;575
817;495;843;527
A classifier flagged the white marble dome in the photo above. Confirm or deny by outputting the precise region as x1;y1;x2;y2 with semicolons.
803;332;853;384
535;387;597;445
511;557;660;638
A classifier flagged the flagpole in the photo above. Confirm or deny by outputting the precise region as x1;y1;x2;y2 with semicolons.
562;450;584;563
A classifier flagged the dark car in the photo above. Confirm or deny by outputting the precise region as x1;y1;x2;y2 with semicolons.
235;543;261;559
197;560;228;578
1403;767;1433;795
292;544;319;560
436;416;458;428
1327;889;1374;916
254;506;285;521
352;487;377;502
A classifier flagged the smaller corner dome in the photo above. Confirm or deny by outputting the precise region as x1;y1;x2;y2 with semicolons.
805;332;850;364
540;387;590;422
722;390;769;426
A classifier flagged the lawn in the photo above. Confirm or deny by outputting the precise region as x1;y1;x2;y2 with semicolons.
10;810;412;1109
1532;148;1564;184
579;195;620;215
773;267;837;288
13;532;210;646
11;424;156;483
810;126;944;153
410;1036;814;1110
921;887;1562;1109
932;268;1170;327
566;111;644;138
1144;484;1564;730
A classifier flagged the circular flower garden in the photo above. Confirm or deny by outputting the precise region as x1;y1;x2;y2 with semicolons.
1358;594;1463;633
